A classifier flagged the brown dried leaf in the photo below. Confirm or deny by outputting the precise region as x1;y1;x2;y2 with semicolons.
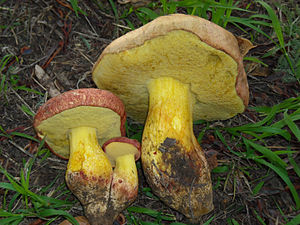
251;66;270;77
205;149;218;171
236;36;255;57
34;65;61;98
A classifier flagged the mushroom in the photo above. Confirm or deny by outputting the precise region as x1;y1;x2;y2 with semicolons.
102;137;141;216
92;14;250;222
33;88;139;225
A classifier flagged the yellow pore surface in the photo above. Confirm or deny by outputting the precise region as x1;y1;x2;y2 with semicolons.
105;142;138;167
94;30;245;122
37;106;121;158
68;127;112;177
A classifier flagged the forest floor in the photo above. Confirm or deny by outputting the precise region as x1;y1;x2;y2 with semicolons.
0;1;299;225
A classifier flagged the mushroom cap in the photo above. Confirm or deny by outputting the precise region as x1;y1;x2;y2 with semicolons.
92;14;249;123
102;137;141;167
34;88;126;159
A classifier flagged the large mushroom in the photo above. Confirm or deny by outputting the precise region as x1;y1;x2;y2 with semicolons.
92;14;250;222
33;88;140;225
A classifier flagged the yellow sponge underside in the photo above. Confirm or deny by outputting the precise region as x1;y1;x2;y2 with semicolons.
94;30;244;122
37;106;121;158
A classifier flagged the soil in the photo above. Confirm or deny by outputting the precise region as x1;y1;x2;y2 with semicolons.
0;1;299;225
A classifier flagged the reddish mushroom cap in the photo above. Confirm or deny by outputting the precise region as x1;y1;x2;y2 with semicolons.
33;88;126;159
102;137;141;167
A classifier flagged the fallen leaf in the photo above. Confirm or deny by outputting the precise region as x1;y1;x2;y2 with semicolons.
34;65;61;98
205;149;218;171
236;36;255;57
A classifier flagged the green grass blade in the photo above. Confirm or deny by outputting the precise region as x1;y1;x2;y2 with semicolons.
14;85;43;95
227;17;272;39
0;165;48;206
211;0;226;26
38;209;79;225
69;0;86;16
108;0;119;20
252;181;264;195
137;8;159;20
0;216;24;225
244;56;269;67
223;0;234;28
214;130;242;157
0;74;6;93
203;215;215;225
257;1;284;48
8;193;21;212
286;213;300;225
20;104;35;117
289;153;300;178
0;182;16;191
212;165;229;173
231;218;240;225
284;110;300;141
0;55;12;71
244;139;287;168
257;1;295;75
254;158;300;210
9;132;39;142
253;209;267;225
127;206;175;221
0;166;26;195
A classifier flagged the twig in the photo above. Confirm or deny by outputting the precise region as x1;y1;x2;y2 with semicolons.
73;31;111;43
77;50;94;65
10;88;35;115
8;140;34;157
76;71;90;89
240;113;256;124
112;22;132;30
84;15;98;35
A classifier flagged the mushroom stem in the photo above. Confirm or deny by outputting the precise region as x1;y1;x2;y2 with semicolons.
110;154;138;214
66;126;113;225
142;77;213;222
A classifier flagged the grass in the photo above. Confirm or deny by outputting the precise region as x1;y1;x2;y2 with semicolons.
0;54;43;103
1;0;299;224
0;139;79;225
117;0;300;82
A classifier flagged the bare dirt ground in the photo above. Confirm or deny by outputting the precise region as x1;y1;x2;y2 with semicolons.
0;1;299;225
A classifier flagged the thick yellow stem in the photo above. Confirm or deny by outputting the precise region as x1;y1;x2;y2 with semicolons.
66;127;113;225
145;77;195;154
142;77;213;222
68;126;112;177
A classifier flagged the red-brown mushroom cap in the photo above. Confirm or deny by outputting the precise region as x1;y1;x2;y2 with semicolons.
102;137;141;167
33;88;126;159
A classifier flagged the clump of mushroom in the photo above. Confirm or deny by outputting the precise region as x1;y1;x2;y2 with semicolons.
34;88;140;225
92;14;251;222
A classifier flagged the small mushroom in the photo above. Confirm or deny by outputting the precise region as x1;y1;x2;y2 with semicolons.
92;14;250;222
102;137;141;216
33;88;138;225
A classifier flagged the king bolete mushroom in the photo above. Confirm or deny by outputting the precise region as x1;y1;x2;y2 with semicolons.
33;88;140;225
92;14;250;222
